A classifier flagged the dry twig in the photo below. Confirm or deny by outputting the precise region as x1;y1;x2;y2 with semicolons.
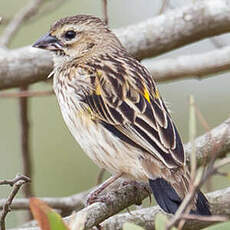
1;0;230;89
19;85;33;199
100;187;230;230
0;119;229;215
102;0;108;25
167;127;230;229
159;0;170;14
0;175;30;230
0;90;53;98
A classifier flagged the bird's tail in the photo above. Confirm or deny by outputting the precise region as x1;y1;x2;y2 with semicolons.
148;170;211;216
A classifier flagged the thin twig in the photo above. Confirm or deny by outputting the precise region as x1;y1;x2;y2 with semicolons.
180;213;228;222
0;175;30;230
0;90;54;98
167;115;230;229
167;156;230;229
194;104;211;133
100;187;230;230
193;102;213;191
19;85;33;199
159;0;169;14
0;118;229;214
0;175;30;186
0;0;43;47
102;0;108;25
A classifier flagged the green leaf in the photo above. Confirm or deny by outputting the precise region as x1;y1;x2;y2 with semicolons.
29;197;69;230
202;221;230;230
47;211;69;230
123;222;145;230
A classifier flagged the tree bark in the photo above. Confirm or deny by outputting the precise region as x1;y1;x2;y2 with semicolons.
1;0;230;89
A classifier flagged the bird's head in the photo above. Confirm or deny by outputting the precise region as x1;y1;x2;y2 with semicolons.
33;15;122;61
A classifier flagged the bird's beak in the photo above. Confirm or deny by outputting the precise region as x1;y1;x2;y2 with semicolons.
32;33;63;51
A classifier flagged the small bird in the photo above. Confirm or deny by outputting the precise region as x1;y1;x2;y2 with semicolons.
33;15;210;215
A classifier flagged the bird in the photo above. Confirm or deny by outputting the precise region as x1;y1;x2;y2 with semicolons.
33;14;211;215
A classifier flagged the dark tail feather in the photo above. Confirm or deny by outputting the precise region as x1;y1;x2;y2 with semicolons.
191;190;211;216
149;178;211;216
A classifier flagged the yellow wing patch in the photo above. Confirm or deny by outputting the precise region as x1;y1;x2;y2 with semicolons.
143;85;160;102
143;88;150;103
95;84;101;95
154;88;160;99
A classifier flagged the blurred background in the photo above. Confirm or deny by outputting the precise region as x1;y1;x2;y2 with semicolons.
0;0;229;227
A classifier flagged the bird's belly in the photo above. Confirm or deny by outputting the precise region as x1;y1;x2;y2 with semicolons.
59;102;147;181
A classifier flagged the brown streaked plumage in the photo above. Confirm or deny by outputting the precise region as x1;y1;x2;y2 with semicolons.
33;15;210;215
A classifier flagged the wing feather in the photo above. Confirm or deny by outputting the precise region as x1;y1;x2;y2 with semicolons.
82;55;185;168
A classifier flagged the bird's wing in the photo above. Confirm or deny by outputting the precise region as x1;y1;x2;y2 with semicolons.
82;56;185;168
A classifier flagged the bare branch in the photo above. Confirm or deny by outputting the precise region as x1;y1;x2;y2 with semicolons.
0;188;89;216
146;46;230;83
0;90;53;98
116;0;230;60
184;118;230;165
0;0;43;47
102;0;108;25
0;175;30;230
0;47;53;90
19;85;33;199
0;175;30;186
7;187;230;230
100;187;230;230
1;0;230;89
167;117;230;229
158;0;170;15
179;214;227;222
0;118;229;215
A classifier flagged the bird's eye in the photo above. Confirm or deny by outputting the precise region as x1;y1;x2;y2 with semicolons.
64;30;76;40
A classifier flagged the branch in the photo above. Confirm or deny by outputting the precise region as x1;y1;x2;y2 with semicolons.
0;90;53;98
1;118;229;213
8;187;230;230
100;187;230;230
0;175;31;230
0;189;89;216
0;47;53;89
19;85;34;199
0;175;30;186
1;0;230;89
116;0;230;59
146;46;230;83
102;0;108;25
184;118;230;165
